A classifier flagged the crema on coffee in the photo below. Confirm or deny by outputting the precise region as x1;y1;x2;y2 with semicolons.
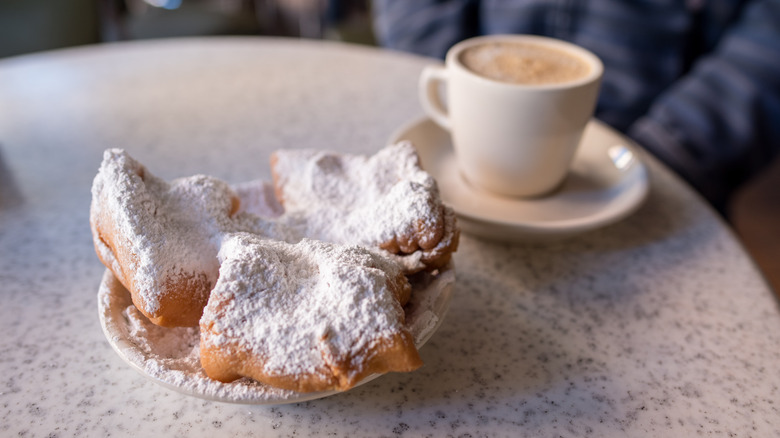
459;41;591;85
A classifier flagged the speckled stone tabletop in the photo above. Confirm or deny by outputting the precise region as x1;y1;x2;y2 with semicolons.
1;37;779;437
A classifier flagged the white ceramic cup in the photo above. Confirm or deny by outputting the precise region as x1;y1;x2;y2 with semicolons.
419;35;604;197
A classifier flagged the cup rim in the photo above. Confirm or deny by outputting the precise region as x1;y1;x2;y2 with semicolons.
446;34;604;90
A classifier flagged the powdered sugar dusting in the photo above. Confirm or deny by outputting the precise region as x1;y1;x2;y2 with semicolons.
91;150;237;314
98;263;454;404
91;144;445;318
203;233;408;381
272;142;443;250
232;179;284;217
92;145;457;401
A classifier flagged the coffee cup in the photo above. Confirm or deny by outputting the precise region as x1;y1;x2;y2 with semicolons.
419;35;603;197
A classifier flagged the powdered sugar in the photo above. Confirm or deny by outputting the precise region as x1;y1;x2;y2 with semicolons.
90;150;236;314
272;142;444;251
232;179;284;217
92;151;280;318
91;144;449;318
98;264;454;403
92;145;457;400
202;234;409;382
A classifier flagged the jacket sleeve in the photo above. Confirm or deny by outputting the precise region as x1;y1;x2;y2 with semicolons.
628;0;780;213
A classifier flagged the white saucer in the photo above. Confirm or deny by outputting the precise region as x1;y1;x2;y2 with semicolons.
389;117;649;241
98;265;454;405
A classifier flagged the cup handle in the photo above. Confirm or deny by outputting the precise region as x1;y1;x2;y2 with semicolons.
419;65;451;131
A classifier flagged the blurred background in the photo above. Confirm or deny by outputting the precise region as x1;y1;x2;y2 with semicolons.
0;0;375;58
1;0;778;293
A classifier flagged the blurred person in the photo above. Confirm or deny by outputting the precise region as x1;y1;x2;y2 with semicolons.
371;0;780;216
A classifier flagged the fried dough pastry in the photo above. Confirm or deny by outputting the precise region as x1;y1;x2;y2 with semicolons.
199;233;421;392
90;149;240;327
270;142;459;273
91;145;458;328
90;145;457;392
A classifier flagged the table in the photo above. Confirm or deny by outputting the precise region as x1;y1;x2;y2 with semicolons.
1;37;779;437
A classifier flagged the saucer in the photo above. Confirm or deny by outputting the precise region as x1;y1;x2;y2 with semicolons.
388;117;649;241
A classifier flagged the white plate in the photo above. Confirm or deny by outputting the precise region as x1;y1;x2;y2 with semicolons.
98;265;454;405
389;117;649;241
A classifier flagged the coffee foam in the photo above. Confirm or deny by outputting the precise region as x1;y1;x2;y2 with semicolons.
459;41;590;85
